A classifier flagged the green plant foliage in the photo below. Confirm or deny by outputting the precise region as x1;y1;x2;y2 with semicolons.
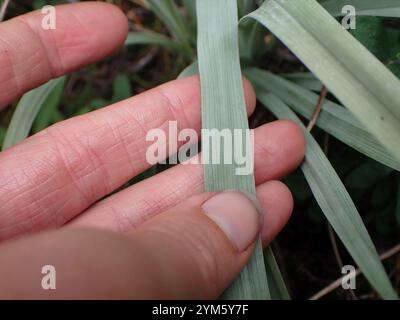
196;0;272;300
125;31;185;51
4;0;399;300
245;0;400;163
345;162;393;189
2;77;66;150
146;0;195;58
321;0;400;18
251;88;397;299
245;69;400;171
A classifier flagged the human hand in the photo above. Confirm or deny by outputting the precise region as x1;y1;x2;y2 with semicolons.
0;2;306;299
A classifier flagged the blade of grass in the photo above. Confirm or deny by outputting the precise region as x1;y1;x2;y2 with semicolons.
197;0;280;300
257;91;397;299
244;0;400;162
0;0;10;22
177;61;198;79
0;127;6;149
239;20;267;62
321;0;400;18
396;176;400;225
177;66;288;300
33;77;66;133
125;31;185;51
2;77;66;151
264;246;290;299
146;0;194;57
245;68;400;171
177;64;289;299
238;0;256;17
282;72;323;92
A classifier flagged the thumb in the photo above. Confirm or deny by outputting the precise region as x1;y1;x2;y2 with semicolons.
0;192;261;299
129;191;261;299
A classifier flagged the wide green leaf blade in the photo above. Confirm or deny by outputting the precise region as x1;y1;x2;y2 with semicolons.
197;0;277;300
264;246;290;299
321;0;400;18
257;92;397;300
245;68;400;171
2;77;66;150
177;63;290;299
245;0;400;162
125;31;185;51
146;0;194;56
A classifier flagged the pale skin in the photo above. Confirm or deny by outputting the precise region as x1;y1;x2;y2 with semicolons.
0;2;306;299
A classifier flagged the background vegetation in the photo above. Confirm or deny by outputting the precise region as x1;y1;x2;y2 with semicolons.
1;0;399;299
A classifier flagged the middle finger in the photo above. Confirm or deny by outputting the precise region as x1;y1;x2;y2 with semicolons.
73;120;306;232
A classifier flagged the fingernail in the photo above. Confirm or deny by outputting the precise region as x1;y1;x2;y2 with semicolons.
202;191;261;252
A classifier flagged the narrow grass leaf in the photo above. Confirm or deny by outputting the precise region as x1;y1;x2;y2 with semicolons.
174;65;290;303
257;92;397;300
396;176;400;225
0;127;6;149
245;68;400;171
33;77;66;133
244;0;400;162
238;0;257;17
282;72;323;91
125;31;185;51
146;0;194;56
239;20;267;62
264;247;290;299
321;0;400;18
197;0;272;300
2;77;66;150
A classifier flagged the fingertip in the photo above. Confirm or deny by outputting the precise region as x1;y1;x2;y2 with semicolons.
256;180;293;246
78;2;129;52
277;119;307;159
96;2;130;32
50;2;129;72
254;120;306;183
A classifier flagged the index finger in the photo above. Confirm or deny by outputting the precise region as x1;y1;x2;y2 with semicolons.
0;2;128;108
